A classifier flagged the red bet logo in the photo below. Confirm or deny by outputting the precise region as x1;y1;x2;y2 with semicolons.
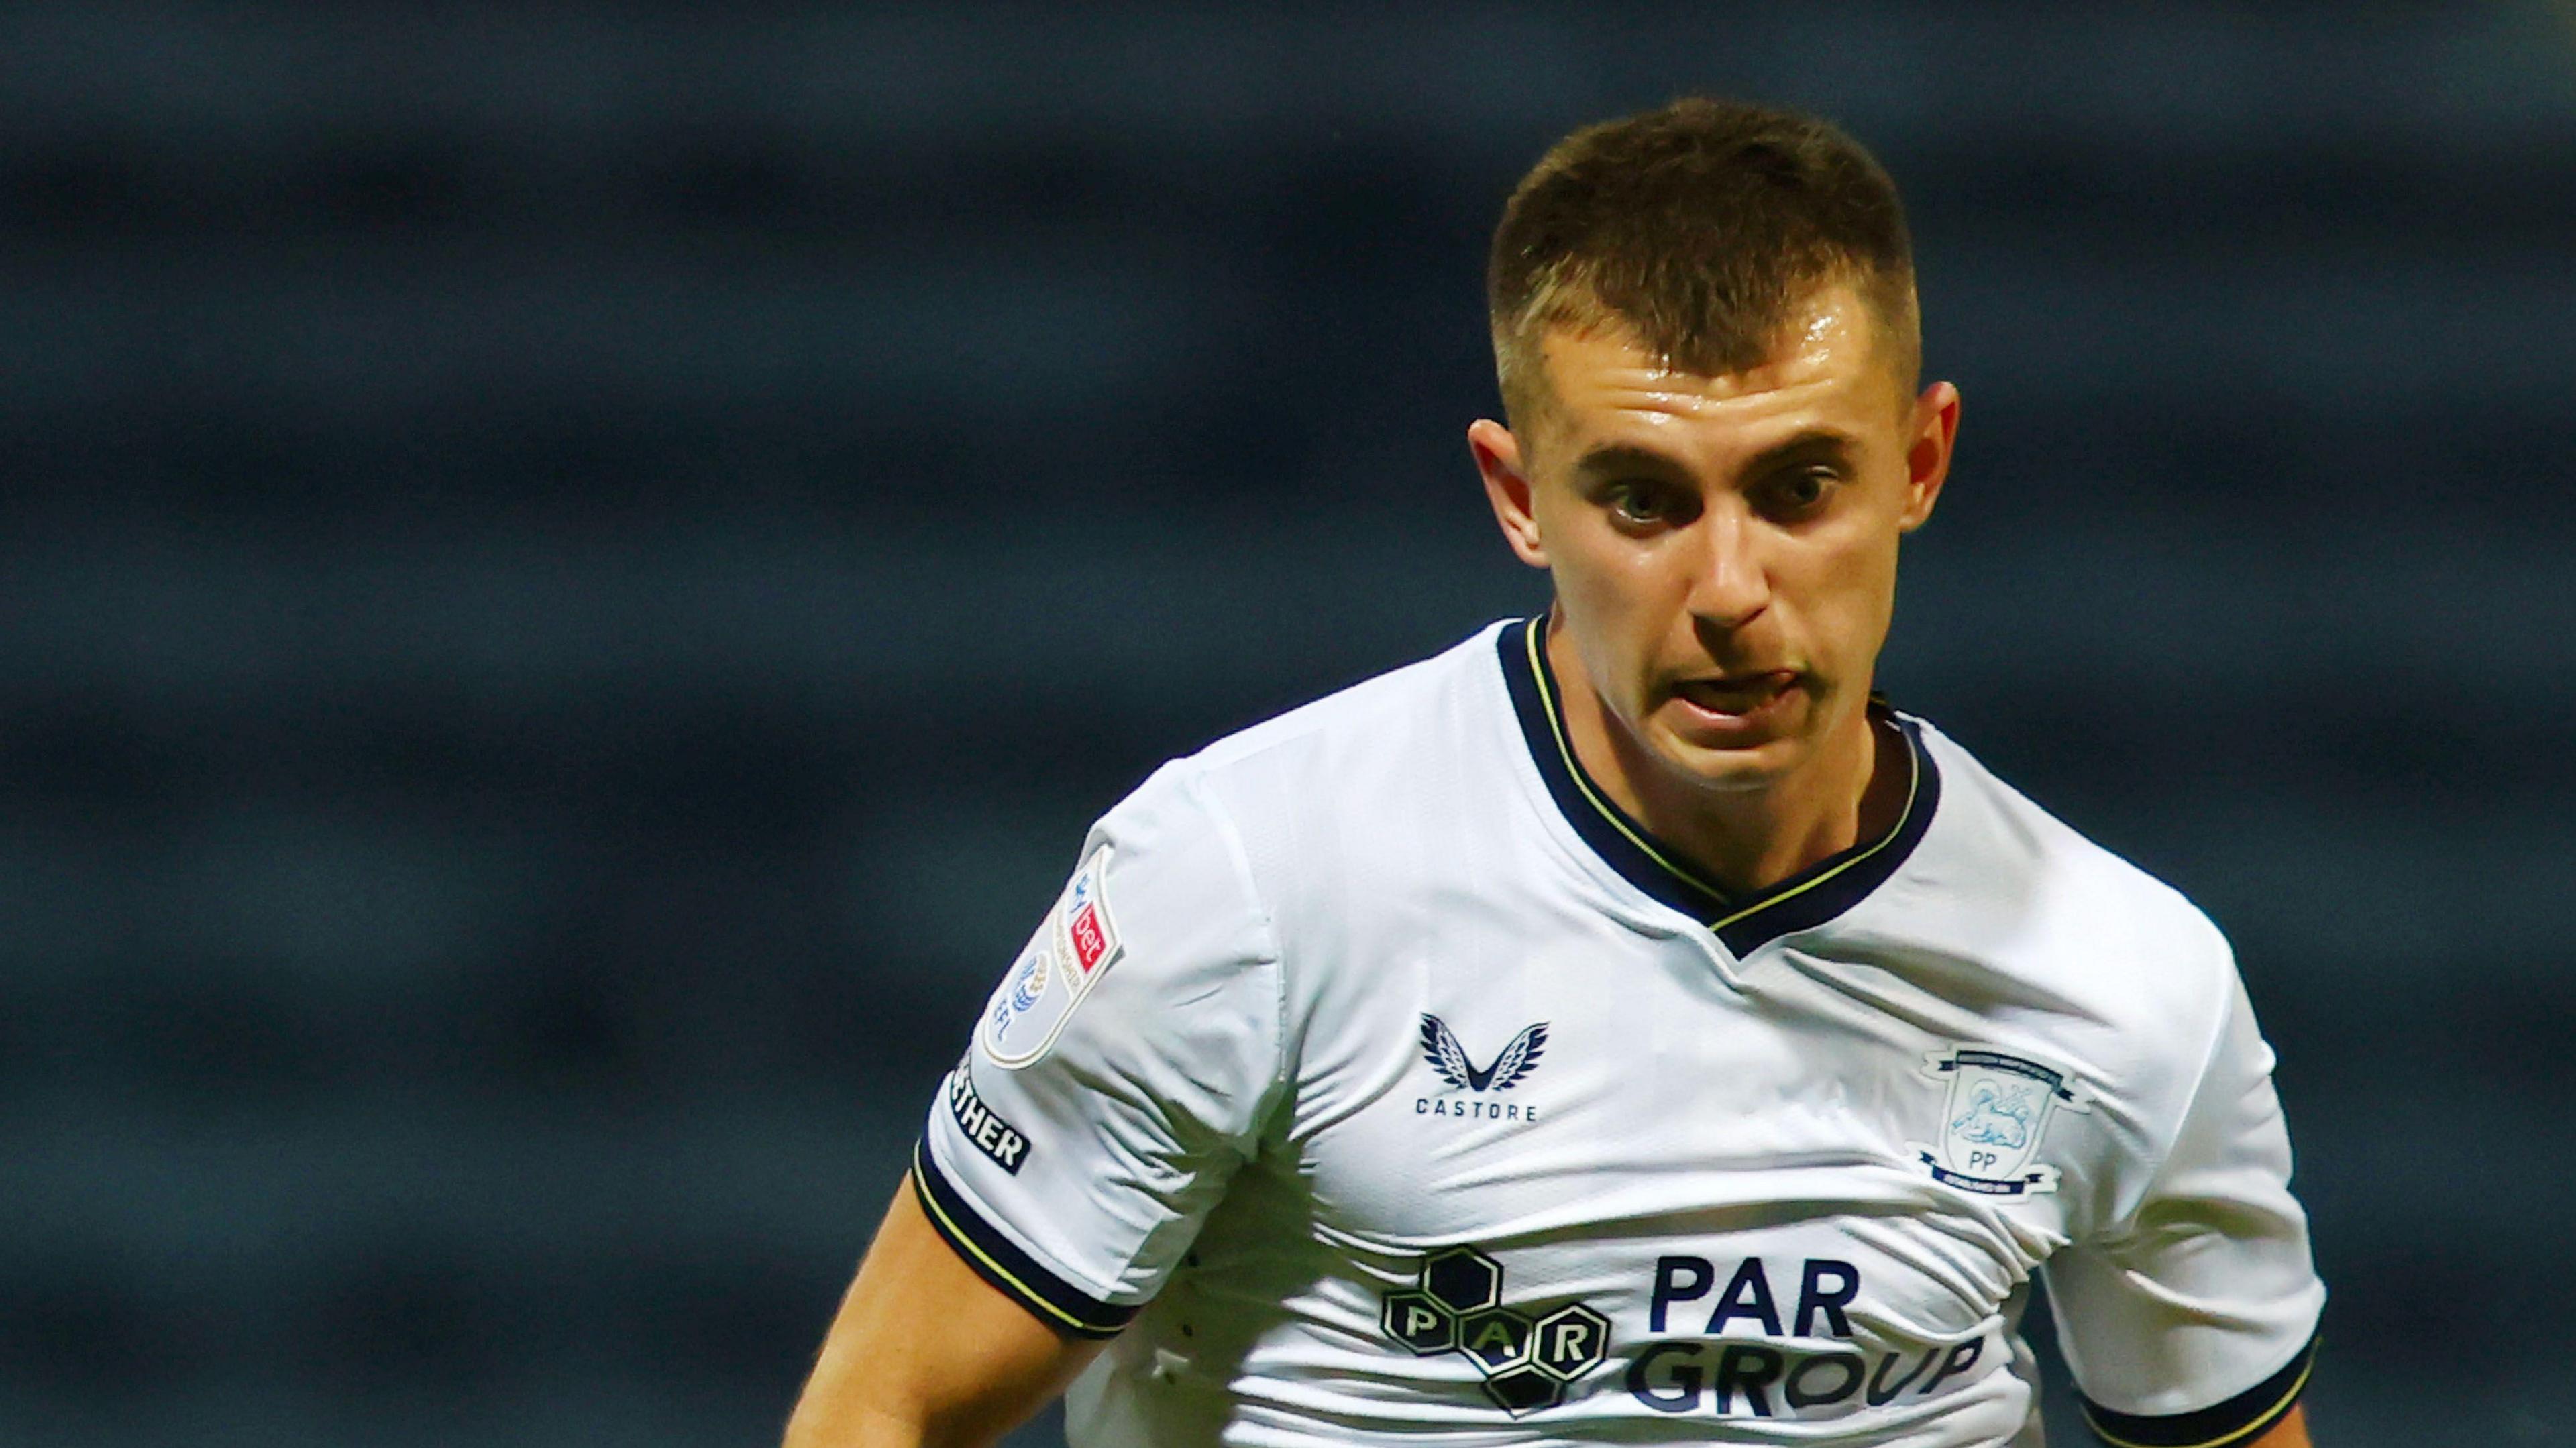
1067;903;1110;974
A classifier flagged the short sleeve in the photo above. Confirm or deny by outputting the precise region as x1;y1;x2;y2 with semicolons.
2046;970;2326;1445
914;764;1284;1339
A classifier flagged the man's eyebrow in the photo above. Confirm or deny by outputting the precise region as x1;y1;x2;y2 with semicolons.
1743;429;1863;471
1570;430;1862;479
1569;443;1689;478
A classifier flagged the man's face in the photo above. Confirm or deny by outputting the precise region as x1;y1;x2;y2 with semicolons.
1471;283;1959;798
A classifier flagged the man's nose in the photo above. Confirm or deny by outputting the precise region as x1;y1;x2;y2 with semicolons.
1686;508;1770;630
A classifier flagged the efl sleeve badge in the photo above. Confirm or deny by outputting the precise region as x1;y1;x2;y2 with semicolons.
977;846;1126;1069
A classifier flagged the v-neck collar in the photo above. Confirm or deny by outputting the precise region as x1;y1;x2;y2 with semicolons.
1495;615;1939;956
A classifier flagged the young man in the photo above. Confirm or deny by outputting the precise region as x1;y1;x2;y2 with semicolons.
785;99;2324;1447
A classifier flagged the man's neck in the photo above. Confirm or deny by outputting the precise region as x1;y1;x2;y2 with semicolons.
1547;625;1898;899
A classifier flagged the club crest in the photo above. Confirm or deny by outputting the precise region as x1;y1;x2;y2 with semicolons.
1911;1046;2090;1196
1420;1015;1548;1093
978;846;1124;1069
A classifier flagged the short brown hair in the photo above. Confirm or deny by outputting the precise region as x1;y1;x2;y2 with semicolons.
1487;97;1917;426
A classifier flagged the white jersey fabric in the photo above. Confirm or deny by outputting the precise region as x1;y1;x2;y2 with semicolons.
917;618;2323;1447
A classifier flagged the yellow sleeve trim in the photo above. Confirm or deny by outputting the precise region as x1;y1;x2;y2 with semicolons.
907;1148;1118;1337
2082;1349;2316;1448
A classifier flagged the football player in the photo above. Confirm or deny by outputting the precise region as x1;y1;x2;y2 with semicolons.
785;98;2322;1448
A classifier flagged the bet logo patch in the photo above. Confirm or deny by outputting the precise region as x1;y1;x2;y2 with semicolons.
977;846;1125;1069
1381;1245;1609;1415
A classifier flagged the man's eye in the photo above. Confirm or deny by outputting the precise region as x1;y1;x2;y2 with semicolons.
1607;484;1672;523
1764;469;1836;514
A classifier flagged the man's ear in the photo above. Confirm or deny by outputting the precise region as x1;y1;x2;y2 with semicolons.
1898;380;1961;533
1468;418;1548;569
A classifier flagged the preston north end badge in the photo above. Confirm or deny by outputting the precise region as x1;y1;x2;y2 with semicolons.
1911;1046;2090;1196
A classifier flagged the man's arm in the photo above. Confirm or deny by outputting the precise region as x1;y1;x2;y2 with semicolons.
783;1180;1105;1448
2246;1404;2310;1446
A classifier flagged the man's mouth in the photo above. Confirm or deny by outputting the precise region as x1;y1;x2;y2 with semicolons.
1670;671;1799;718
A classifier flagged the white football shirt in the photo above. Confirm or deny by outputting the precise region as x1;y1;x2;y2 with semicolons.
917;617;2323;1447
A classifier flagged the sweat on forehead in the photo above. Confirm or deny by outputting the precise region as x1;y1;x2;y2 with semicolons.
1503;280;1918;446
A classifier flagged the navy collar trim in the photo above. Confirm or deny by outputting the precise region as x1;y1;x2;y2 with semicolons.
1496;615;1940;956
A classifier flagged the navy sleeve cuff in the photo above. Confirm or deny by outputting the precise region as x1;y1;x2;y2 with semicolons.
2078;1333;2318;1447
910;1139;1138;1340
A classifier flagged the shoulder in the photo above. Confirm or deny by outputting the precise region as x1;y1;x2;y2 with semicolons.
1104;618;1517;850
1184;619;1514;779
1897;718;2245;1073
1884;720;2279;1224
1082;612;1519;872
1918;718;2233;966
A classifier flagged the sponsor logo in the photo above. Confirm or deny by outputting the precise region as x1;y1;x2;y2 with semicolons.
977;846;1124;1069
944;1056;1031;1174
1063;868;1116;975
1381;1245;1609;1416
1415;1015;1548;1121
1384;1248;1999;1424
1909;1046;2090;1196
1420;1015;1548;1092
1630;1256;1990;1421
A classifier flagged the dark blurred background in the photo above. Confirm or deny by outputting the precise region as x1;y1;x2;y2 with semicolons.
5;3;2572;1445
